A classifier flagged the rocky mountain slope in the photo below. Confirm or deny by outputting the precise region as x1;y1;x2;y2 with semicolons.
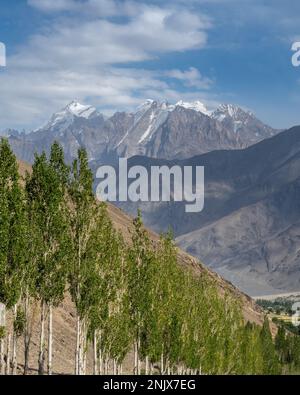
116;126;300;296
6;100;278;164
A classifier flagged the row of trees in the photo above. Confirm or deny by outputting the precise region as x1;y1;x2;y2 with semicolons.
275;325;300;371
0;138;298;375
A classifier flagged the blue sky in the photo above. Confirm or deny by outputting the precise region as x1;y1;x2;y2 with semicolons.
0;0;300;130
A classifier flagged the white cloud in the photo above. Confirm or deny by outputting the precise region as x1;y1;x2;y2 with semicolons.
166;67;213;89
0;1;213;130
28;0;79;13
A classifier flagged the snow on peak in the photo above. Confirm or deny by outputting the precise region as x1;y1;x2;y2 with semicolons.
65;101;98;119
136;99;155;112
214;104;252;120
34;101;99;134
135;99;210;116
176;100;211;116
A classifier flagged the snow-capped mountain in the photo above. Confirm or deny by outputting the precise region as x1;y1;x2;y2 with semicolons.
212;104;277;145
6;99;279;164
176;100;211;115
34;101;101;134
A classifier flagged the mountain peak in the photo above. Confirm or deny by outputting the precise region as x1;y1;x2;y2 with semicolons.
213;103;252;120
64;101;98;119
175;100;211;116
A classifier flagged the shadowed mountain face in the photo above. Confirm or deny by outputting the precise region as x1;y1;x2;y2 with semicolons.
5;100;278;165
113;127;300;295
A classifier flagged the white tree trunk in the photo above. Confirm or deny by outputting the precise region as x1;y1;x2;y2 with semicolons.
11;305;17;375
48;304;53;375
99;331;103;375
167;360;170;375
134;341;138;375
0;338;4;375
75;315;80;375
99;351;103;375
81;320;87;375
145;356;149;375
5;333;11;375
150;362;153;375
137;338;141;375
78;320;83;375
93;331;97;375
161;353;164;375
23;295;30;375
38;300;46;375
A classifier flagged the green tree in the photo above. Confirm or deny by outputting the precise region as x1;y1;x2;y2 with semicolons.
127;210;152;374
68;147;102;375
25;142;69;375
260;317;280;375
0;139;28;375
275;326;287;364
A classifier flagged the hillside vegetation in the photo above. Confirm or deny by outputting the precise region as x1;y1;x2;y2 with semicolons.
0;139;299;375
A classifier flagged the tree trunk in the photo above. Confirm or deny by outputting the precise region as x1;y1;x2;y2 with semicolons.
167;359;170;375
137;338;141;375
38;300;46;375
23;295;30;375
134;340;138;375
150;362;153;375
0;338;4;375
6;333;11;375
80;320;87;375
78;320;83;375
11;305;17;375
48;304;53;375
75;315;80;375
93;331;97;375
161;353;164;375
99;331;103;375
83;338;87;375
113;359;117;375
145;356;149;375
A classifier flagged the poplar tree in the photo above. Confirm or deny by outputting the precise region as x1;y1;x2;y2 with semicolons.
68;147;100;375
25;142;69;375
0;139;27;375
275;326;288;364
260;317;280;375
127;211;152;375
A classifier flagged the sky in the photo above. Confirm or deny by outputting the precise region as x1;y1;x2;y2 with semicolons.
0;0;300;131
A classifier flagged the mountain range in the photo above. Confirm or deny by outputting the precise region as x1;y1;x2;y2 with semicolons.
4;99;278;164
